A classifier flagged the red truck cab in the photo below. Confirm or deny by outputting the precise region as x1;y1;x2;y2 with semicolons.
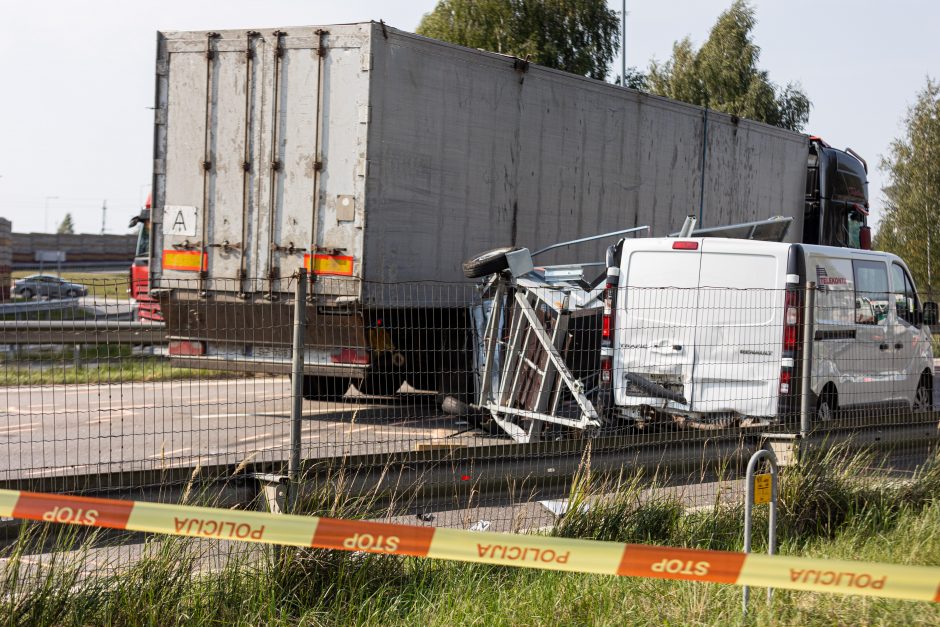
128;195;162;322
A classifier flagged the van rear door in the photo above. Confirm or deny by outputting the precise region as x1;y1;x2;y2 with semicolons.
693;240;786;417
614;239;702;410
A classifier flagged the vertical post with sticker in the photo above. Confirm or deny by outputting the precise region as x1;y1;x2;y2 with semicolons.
288;267;307;513
743;448;779;616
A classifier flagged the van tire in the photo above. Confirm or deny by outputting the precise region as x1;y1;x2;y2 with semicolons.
914;372;933;412
816;387;837;422
462;247;519;279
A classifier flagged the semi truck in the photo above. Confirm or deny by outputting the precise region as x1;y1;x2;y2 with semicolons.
148;22;870;399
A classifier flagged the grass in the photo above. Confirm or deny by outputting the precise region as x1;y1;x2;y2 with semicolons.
2;447;939;625
10;271;129;300
0;357;235;386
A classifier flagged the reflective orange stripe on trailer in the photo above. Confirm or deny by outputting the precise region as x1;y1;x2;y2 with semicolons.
304;253;354;276
162;250;206;272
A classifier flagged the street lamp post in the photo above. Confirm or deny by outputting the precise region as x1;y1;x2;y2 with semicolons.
44;196;59;233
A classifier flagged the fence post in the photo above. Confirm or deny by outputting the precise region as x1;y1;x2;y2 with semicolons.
288;267;307;513
742;448;779;616
799;281;816;437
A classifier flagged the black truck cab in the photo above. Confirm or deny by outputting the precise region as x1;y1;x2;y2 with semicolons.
804;137;871;249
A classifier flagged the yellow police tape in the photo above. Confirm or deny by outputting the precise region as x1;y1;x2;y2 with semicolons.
1;488;938;603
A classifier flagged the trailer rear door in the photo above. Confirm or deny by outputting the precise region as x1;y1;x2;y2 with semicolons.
154;28;368;296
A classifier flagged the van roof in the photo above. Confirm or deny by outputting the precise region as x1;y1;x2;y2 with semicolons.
627;237;901;263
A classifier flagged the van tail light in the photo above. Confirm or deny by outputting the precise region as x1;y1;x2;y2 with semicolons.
169;340;204;356
600;267;620;387
779;369;791;395
783;290;800;352
600;356;612;383
672;241;699;250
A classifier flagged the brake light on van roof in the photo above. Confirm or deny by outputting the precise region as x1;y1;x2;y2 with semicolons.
672;241;699;250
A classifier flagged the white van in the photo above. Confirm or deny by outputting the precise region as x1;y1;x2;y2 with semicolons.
605;238;936;426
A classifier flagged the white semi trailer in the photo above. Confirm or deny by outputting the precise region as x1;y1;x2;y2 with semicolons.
149;22;869;399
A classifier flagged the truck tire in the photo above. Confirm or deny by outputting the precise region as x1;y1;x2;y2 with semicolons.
302;376;350;401
357;355;405;397
462;247;519;279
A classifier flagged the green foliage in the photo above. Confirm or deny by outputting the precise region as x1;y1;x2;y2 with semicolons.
647;1;810;131
417;0;621;80
875;78;940;292
56;213;74;235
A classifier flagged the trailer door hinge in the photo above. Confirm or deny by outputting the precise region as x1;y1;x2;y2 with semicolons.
208;241;242;253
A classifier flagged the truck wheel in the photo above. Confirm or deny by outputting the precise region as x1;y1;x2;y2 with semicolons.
357;355;405;396
302;376;350;401
462;247;519;279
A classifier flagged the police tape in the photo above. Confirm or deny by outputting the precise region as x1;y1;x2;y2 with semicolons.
1;488;938;603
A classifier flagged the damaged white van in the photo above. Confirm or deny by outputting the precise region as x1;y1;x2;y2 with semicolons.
603;238;937;426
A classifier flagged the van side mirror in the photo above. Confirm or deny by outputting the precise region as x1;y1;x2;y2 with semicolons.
923;301;938;326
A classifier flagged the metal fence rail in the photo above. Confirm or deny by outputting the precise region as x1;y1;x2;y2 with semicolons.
0;275;937;570
0;320;166;344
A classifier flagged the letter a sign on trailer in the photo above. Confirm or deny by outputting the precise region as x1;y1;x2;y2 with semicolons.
163;205;199;237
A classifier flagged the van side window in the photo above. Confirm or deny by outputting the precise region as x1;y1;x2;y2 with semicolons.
852;260;889;325
891;263;918;325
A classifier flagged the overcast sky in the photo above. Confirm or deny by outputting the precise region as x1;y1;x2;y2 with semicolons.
0;1;936;235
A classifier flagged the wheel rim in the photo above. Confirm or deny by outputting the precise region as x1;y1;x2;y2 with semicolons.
817;399;832;422
914;384;931;411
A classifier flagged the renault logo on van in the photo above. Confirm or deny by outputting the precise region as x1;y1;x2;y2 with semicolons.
740;349;772;356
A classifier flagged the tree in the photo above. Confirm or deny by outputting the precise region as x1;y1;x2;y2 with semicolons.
417;0;621;80
57;213;75;235
647;1;810;131
875;78;940;293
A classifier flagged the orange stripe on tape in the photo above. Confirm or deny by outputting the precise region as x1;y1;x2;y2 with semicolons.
13;492;133;530
934;581;940;603
617;544;746;584
312;517;434;557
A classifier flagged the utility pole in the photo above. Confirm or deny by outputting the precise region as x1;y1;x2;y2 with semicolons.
621;0;626;86
101;199;107;235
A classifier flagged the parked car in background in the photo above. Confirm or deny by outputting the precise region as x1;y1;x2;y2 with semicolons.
13;275;87;300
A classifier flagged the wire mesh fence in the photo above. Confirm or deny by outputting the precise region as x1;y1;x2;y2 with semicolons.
0;272;938;575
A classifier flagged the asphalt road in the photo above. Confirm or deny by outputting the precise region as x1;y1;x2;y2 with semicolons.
0;377;489;483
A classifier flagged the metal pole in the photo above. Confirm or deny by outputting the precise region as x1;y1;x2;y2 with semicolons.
742;449;779;616
799;281;816;437
621;0;626;86
288;267;307;512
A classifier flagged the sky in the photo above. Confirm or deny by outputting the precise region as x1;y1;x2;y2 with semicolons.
0;1;937;235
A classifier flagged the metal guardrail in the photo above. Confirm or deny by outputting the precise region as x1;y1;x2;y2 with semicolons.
0;298;80;317
0;320;166;345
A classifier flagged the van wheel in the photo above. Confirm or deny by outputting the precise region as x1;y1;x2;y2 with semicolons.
302;376;350;401
816;388;837;422
462;247;519;279
913;372;933;412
